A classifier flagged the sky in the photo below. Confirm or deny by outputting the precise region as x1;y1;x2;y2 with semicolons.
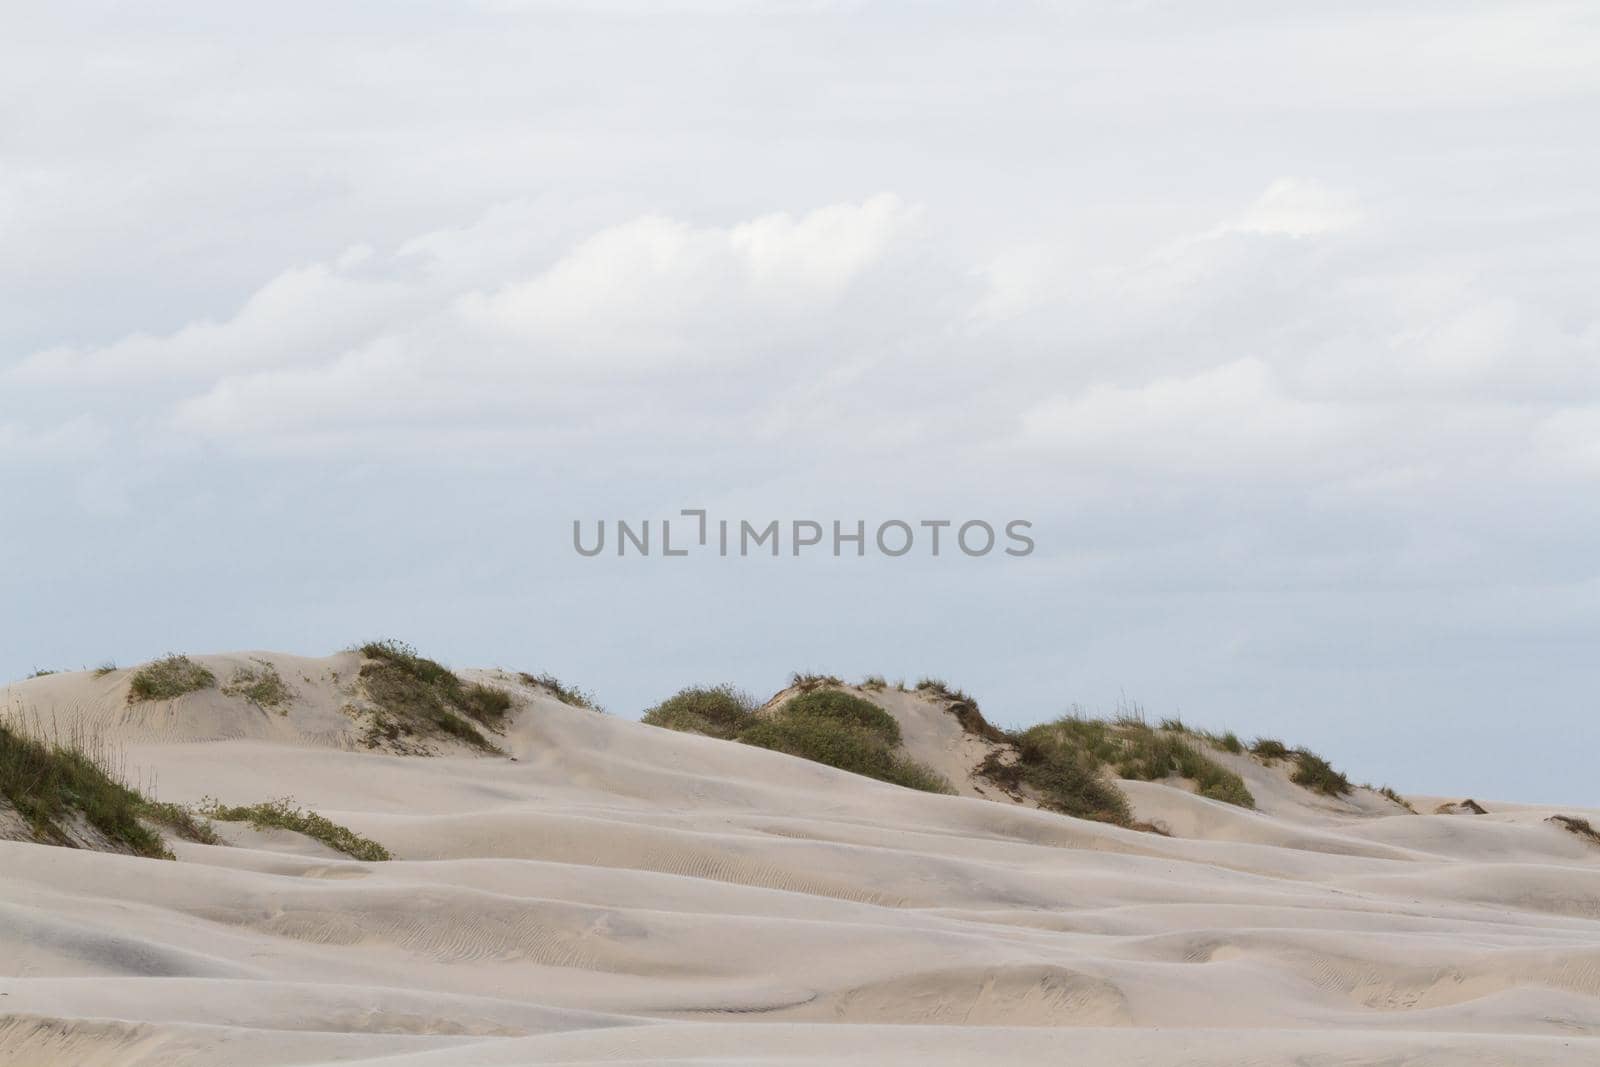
3;1;1598;803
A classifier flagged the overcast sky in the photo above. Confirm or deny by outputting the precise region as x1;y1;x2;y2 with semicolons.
3;1;1597;802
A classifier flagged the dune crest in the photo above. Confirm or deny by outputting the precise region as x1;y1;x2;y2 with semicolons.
2;651;1597;1066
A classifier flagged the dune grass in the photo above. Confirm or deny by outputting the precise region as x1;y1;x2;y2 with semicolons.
982;726;1133;825
1288;749;1353;796
1549;814;1600;845
357;639;511;750
139;799;224;845
741;689;953;794
0;718;172;857
200;796;391;861
641;684;757;739
1377;785;1416;812
644;685;953;794
1250;738;1291;761
127;654;216;703
1212;730;1244;754
913;678;1008;741
518;671;604;712
223;660;293;712
976;710;1257;827
790;672;845;692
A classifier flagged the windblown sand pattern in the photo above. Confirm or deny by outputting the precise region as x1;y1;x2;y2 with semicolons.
2;653;1596;1065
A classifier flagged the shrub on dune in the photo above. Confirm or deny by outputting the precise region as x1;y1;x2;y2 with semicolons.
997;724;1133;825
738;689;952;794
518;671;604;713
0;719;172;857
199;796;391;861
978;712;1255;826
645;685;953;795
1250;738;1291;761
223;660;293;712
1289;749;1352;796
127;654;216;703
641;684;757;739
356;639;511;750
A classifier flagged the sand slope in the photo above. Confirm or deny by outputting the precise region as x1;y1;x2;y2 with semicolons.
2;655;1598;1065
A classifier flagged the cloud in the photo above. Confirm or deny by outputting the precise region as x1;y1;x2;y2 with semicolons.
134;195;924;452
1018;359;1347;476
1220;179;1363;239
1534;406;1600;472
456;194;915;366
10;258;411;386
0;415;108;465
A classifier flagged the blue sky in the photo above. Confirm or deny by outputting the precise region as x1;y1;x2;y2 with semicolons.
3;1;1598;802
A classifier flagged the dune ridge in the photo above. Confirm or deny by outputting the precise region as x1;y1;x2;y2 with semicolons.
2;650;1597;1066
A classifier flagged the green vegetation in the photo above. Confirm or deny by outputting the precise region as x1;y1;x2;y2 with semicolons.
974;710;1257;828
915;677;967;700
790;672;845;692
1251;738;1291;761
356;639;511;751
518;671;604;712
1116;728;1255;808
1377;785;1415;812
1245;737;1355;797
860;675;888;691
1288;749;1352;796
223;660;293;712
199;796;391;861
741;689;952;794
641;684;757;739
26;668;59;678
914;678;1007;741
982;727;1132;825
92;662;117;678
0;718;171;858
140;800;224;845
127;654;216;703
644;685;952;794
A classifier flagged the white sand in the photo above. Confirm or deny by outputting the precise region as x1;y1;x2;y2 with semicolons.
2;654;1597;1065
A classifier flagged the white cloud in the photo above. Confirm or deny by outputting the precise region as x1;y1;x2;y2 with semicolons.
0;415;108;465
10;259;411;386
1221;179;1364;239
1019;359;1347;475
3;0;1600;801
456;194;915;365
132;195;924;451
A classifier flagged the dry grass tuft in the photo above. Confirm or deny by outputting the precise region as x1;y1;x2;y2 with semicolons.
199;796;390;860
518;671;604;712
1377;785;1416;812
790;672;845;693
645;685;952;795
641;685;757;740
914;679;1007;742
1288;749;1352;796
0;717;172;857
223;660;294;712
356;639;511;751
1549;814;1600;844
127;655;216;703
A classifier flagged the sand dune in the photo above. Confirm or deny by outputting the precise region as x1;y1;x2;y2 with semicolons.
2;653;1597;1065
